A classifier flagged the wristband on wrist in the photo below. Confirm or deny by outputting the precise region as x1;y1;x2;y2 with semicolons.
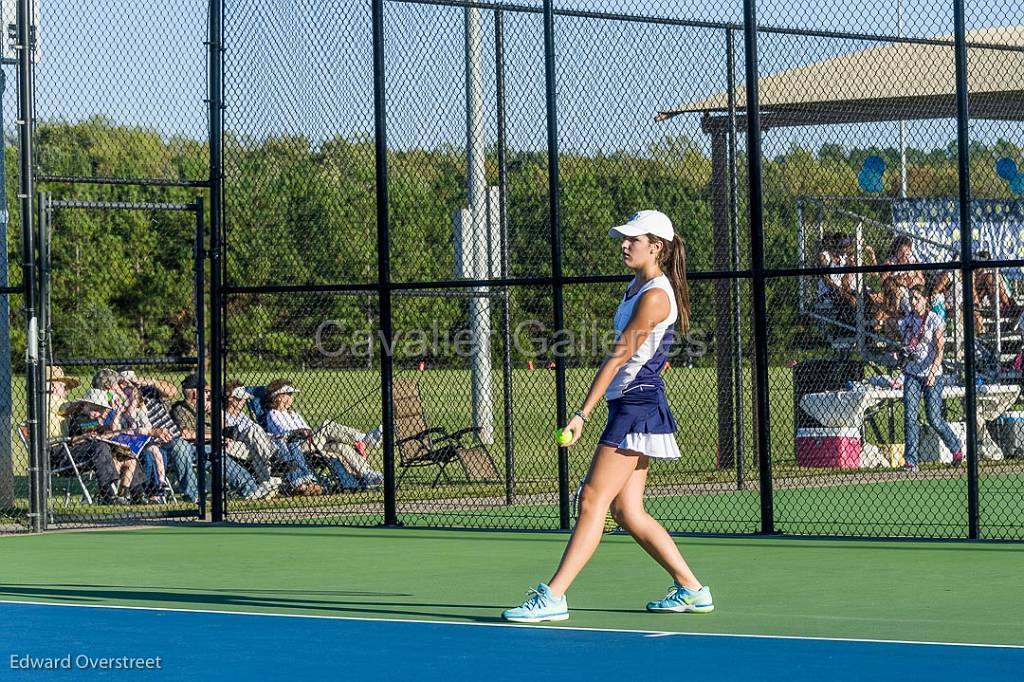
573;409;588;423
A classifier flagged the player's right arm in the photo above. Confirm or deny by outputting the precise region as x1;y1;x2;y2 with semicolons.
563;288;669;446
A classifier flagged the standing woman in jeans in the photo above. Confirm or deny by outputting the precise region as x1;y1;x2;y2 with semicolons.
900;284;963;471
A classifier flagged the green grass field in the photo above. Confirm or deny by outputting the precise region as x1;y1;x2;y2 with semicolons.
4;367;1023;539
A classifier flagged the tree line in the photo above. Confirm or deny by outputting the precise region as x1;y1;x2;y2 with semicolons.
5;117;1021;370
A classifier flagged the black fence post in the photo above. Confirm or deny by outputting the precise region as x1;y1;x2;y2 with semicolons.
208;0;225;524
17;0;42;533
495;8;516;506
952;0;980;539
740;0;774;534
372;0;398;527
542;0;570;530
726;28;746;491
195;199;209;520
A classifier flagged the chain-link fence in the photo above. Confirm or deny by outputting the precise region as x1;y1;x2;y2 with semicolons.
10;0;1024;539
35;196;207;529
0;293;28;534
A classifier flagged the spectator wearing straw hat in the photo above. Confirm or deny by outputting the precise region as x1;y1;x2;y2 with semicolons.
224;380;320;496
263;378;383;491
44;366;80;442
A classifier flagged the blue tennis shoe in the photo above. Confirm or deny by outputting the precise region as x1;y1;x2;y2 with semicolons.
646;583;714;614
501;583;569;623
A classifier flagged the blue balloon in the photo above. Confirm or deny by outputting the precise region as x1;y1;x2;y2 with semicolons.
863;155;886;174
1010;175;1024;196
996;157;1019;182
858;168;884;194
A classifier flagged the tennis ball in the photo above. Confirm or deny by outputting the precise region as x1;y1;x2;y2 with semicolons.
555;428;573;446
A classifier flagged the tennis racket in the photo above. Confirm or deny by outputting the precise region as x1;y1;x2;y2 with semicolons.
572;481;619;534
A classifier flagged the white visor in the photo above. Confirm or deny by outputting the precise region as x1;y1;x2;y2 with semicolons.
230;386;253;400
269;385;299;398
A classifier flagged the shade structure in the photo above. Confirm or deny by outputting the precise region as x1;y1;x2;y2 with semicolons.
657;26;1024;130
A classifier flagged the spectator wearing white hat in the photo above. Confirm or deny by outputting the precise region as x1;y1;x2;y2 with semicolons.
224;380;319;496
263;378;383;490
45;366;128;505
64;388;146;504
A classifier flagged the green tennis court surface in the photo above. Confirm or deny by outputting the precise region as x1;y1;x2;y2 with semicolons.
3;526;1022;645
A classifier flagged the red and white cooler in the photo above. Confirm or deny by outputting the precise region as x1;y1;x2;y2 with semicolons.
795;427;862;468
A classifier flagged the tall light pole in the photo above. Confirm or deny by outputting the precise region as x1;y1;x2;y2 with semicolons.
898;0;908;197
460;7;493;444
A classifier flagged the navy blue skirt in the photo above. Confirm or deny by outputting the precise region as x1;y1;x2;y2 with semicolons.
599;385;677;448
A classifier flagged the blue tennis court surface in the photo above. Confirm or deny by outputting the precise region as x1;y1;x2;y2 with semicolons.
2;601;1022;680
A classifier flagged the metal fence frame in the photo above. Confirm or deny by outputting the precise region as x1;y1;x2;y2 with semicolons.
12;0;1024;538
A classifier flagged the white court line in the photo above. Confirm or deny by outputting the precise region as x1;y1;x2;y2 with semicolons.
1;599;1022;650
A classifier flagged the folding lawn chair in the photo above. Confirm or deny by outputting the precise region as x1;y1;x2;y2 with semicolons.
17;421;95;507
391;378;499;488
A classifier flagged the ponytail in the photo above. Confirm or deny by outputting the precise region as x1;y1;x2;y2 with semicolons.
654;234;690;334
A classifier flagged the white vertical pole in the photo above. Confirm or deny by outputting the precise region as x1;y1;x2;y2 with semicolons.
465;8;493;444
898;0;908;198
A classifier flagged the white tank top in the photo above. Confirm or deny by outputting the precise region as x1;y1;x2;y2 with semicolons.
605;274;678;400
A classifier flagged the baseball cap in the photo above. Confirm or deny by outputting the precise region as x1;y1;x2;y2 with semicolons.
609;210;676;242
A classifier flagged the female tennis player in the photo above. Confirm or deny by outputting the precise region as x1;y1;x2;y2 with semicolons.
501;210;713;623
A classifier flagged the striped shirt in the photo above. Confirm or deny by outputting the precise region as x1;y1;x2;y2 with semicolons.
140;386;182;439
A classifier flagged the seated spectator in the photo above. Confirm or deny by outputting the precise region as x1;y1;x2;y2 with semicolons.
170;373;277;501
116;367;178;402
92;368;169;503
108;368;216;505
63;388;147;504
881;236;924;316
816;234;882;327
879;236;925;337
974;250;1022;334
263;378;384;490
120;378;173;502
927;270;952;321
816;232;849;314
224;380;321;496
45;366;138;505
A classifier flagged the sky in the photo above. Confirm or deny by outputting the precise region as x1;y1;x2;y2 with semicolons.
12;0;1024;165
